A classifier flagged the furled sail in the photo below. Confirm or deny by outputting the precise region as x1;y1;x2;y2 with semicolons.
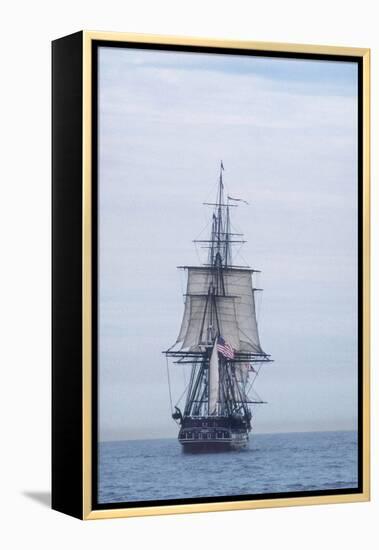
208;341;219;414
175;267;265;355
236;363;250;385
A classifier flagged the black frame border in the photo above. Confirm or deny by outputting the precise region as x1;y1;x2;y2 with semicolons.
52;31;84;519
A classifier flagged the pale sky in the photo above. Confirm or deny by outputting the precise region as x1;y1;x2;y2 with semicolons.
98;46;358;442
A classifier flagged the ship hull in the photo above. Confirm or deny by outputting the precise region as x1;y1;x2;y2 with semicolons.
178;416;250;453
180;436;248;453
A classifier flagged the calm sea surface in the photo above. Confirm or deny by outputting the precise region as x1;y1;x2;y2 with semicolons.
98;430;358;504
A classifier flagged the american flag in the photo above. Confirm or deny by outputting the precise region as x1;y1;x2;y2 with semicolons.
217;336;235;359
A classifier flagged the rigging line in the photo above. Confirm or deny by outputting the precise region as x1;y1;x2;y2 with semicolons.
228;218;252;268
253;388;264;402
255;288;263;323
238;326;260;348
232;242;247;265
193;217;212;241
179;269;186;304
246;363;263;395
230;218;243;234
166;356;174;415
183;362;187;387
230;219;245;239
234;246;251;268
175;379;191;408
194;241;203;266
246;370;259;395
181;362;188;401
203;176;221;205
249;386;264;404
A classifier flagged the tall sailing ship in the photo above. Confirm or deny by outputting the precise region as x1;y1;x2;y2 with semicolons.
165;163;272;452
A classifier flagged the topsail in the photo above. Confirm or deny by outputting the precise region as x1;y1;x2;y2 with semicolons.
175;267;264;355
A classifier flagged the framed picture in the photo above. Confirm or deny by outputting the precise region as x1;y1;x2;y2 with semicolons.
52;31;370;520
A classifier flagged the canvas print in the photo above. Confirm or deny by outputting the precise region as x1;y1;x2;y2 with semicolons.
96;45;360;506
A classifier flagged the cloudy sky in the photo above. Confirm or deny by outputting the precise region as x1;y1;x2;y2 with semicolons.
98;46;358;442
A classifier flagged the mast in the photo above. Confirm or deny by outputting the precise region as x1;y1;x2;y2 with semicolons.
215;161;224;267
210;161;231;272
209;161;225;415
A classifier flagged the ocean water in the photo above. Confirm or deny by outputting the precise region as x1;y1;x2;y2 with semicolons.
98;430;358;504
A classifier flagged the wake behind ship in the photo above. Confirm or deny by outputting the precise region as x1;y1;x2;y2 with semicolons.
165;163;272;452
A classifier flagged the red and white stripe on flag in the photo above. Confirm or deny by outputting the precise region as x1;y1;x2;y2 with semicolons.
217;336;235;359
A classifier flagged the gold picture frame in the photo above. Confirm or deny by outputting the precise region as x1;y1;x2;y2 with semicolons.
52;31;370;520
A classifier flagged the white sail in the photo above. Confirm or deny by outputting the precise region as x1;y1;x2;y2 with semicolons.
223;269;263;354
175;267;264;355
176;268;210;346
208;341;219;414
216;297;240;350
177;294;240;351
181;295;208;350
186;267;211;294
